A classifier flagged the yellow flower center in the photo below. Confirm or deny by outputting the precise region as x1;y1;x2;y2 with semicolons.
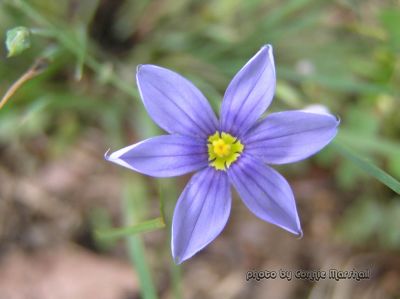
212;139;231;157
207;132;244;171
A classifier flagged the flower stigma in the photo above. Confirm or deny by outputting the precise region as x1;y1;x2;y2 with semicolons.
207;132;244;171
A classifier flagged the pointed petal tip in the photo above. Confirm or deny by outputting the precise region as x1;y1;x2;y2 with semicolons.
255;44;273;62
105;148;126;165
104;149;122;166
301;105;340;126
103;144;141;171
172;242;194;264
137;64;169;76
136;64;154;77
104;148;111;160
136;64;143;73
172;253;185;265
261;44;273;52
104;148;122;167
260;44;274;61
136;63;155;73
323;112;340;133
334;114;341;126
323;112;340;126
310;110;341;129
296;229;304;240
104;145;132;162
283;220;303;237
172;247;199;264
276;222;303;238
136;64;162;79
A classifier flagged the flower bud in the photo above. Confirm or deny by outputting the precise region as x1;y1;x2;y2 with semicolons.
6;26;31;57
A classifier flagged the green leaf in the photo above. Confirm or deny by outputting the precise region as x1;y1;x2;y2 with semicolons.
95;217;165;240
6;26;31;57
157;179;182;299
123;178;159;299
74;25;87;80
333;142;400;194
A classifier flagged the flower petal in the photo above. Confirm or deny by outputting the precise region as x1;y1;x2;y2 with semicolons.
106;135;208;177
137;65;219;138
220;45;276;137
228;154;302;235
172;167;231;264
244;110;339;164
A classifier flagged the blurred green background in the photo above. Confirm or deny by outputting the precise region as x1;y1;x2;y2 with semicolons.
0;0;399;299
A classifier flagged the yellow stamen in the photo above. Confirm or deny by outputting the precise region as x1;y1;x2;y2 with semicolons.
207;132;244;171
212;139;231;157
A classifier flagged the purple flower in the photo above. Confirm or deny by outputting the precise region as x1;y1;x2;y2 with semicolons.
106;45;339;264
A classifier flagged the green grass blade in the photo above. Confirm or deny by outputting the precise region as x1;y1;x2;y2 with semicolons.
95;217;165;240
126;235;158;299
123;177;159;299
158;179;182;299
333;142;400;194
74;25;87;81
